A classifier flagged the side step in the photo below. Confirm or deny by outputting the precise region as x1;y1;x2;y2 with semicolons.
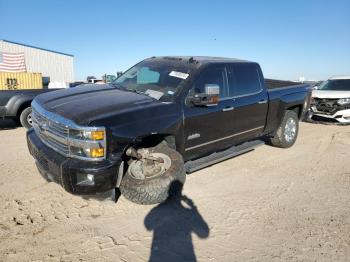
184;140;264;173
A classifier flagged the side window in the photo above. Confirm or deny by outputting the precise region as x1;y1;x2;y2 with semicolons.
227;64;262;97
191;66;227;98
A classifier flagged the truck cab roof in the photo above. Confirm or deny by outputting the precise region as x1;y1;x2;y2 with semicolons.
148;56;252;65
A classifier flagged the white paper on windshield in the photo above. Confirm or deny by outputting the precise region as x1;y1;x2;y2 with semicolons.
145;89;164;100
169;71;189;80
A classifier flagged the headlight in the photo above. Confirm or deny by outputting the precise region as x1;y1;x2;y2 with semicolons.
337;98;350;105
69;128;106;159
70;129;105;141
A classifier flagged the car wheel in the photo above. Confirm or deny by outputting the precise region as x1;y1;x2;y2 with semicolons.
19;107;33;129
270;110;299;148
120;142;186;205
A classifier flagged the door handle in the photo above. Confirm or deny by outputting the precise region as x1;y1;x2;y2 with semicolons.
222;106;234;112
258;100;267;104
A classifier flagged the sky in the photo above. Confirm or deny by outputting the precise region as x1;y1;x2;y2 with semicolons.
1;0;349;81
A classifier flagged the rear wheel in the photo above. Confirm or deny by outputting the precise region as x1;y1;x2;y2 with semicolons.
270;110;299;148
19;107;33;129
120;142;186;205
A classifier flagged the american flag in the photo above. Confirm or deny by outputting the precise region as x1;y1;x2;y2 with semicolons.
0;52;27;72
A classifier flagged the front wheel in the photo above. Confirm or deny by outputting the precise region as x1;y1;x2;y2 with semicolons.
19;107;33;129
269;110;299;148
120;142;186;205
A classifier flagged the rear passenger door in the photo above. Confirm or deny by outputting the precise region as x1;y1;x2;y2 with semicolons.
226;63;268;144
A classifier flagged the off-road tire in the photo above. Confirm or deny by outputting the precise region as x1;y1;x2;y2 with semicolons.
120;142;186;205
270;110;299;148
19;107;33;129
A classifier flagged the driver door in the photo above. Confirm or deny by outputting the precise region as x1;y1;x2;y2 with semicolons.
183;65;236;161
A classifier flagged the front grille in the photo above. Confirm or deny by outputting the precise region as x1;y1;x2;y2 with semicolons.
31;100;107;161
32;107;70;156
313;98;350;115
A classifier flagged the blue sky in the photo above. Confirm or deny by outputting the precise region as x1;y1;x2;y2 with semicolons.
1;0;349;81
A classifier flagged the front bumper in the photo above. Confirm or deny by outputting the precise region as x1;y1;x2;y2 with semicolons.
27;128;120;195
311;107;350;123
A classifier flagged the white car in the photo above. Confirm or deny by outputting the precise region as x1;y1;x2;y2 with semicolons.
310;76;350;123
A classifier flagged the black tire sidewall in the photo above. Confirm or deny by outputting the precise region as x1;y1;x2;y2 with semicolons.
20;107;32;129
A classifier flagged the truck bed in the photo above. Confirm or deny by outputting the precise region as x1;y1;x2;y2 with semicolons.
0;88;59;118
264;82;311;135
265;78;302;89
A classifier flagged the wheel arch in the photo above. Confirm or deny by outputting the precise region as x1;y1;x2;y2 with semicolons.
116;133;177;188
16;101;32;118
5;95;33;118
286;104;302;119
134;134;176;149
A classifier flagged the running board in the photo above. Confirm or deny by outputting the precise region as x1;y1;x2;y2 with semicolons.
185;140;264;173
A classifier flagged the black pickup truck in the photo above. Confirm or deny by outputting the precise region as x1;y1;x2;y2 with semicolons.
0;89;57;128
27;56;311;205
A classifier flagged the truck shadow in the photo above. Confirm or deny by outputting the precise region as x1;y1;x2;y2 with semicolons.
144;181;210;262
0;119;20;130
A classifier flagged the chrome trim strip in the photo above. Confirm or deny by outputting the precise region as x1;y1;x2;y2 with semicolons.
185;125;264;152
42;128;68;144
33;123;70;156
222;107;234;112
219;89;263;101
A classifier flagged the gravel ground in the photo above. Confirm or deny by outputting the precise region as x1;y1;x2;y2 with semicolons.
0;120;349;262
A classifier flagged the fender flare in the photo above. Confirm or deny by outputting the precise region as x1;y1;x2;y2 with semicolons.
5;95;33;117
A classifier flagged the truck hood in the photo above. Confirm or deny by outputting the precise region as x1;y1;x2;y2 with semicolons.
34;84;164;125
312;90;350;99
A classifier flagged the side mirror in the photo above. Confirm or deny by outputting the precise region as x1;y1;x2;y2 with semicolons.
189;84;220;106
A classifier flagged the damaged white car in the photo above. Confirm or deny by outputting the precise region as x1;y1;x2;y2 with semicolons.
310;76;350;124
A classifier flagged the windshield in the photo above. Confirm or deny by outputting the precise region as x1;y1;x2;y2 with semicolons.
318;79;350;91
112;60;192;102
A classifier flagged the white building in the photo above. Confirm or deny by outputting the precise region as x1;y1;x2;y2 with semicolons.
0;39;74;83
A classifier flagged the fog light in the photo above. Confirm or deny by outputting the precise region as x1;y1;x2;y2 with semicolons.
77;173;95;186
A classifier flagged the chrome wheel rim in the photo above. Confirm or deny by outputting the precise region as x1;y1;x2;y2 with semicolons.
285;118;296;143
27;113;33;126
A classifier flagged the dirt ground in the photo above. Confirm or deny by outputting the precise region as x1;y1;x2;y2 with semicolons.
0;119;349;262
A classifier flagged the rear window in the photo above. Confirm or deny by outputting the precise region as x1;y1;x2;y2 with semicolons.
227;64;262;97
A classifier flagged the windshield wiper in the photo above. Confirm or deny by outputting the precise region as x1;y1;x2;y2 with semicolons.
111;84;157;100
132;89;146;95
127;89;159;100
110;82;127;90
